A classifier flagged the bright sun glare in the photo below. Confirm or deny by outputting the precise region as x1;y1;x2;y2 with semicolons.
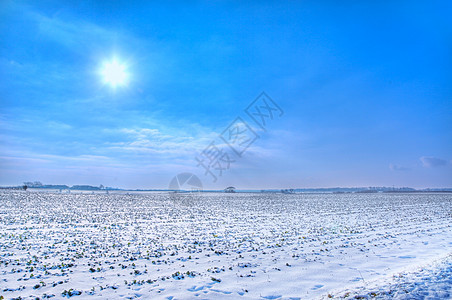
100;59;128;88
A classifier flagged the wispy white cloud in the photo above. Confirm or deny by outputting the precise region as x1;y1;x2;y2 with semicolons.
420;156;448;168
108;126;215;157
389;164;410;171
32;10;132;53
47;121;72;130
0;152;111;165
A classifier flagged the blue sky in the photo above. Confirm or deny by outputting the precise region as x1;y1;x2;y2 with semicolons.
0;1;451;189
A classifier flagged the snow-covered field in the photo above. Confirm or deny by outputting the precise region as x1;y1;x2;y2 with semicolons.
328;254;452;299
0;191;450;299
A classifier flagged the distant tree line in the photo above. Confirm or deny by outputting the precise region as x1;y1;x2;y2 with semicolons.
22;182;116;190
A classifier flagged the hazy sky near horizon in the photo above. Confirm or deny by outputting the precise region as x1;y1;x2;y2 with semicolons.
1;1;451;189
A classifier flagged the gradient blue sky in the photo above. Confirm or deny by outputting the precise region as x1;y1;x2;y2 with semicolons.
1;1;451;189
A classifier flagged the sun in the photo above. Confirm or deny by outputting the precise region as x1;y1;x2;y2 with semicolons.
100;58;129;88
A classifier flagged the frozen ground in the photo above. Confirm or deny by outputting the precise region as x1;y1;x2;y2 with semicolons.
0;191;450;299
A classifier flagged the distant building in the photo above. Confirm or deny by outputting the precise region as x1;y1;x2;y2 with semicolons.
225;186;236;193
